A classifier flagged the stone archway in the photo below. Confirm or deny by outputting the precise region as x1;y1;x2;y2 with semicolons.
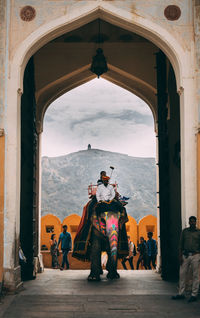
4;5;197;290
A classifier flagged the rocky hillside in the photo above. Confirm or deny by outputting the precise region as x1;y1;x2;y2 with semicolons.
41;149;156;221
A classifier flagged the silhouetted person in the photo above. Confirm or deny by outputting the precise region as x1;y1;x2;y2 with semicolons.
121;236;136;270
58;225;72;270
146;232;157;269
50;234;59;269
137;236;147;269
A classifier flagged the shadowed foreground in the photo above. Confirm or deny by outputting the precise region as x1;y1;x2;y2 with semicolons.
0;270;199;318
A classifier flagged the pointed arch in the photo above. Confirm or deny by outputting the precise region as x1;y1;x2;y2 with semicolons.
36;63;157;133
11;6;186;93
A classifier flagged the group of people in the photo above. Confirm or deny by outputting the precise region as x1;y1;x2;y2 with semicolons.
50;230;158;272
121;232;157;270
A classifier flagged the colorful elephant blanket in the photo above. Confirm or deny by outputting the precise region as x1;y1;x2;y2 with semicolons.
72;198;129;261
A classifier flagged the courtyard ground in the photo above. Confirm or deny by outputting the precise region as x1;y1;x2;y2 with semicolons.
0;269;199;318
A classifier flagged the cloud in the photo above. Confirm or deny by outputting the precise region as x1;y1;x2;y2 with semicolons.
69;109;152;131
42;78;156;158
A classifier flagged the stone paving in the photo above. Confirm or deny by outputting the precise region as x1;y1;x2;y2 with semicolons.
0;270;199;318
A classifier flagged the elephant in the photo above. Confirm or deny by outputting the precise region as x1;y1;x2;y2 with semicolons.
73;197;129;281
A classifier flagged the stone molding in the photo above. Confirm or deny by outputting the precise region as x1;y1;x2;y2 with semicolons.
20;6;36;22
164;5;181;21
3;266;23;292
177;86;184;96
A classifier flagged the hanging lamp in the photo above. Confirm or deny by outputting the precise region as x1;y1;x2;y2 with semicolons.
90;19;108;78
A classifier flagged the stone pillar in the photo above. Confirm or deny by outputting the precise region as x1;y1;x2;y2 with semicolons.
3;87;23;291
179;79;198;228
0;0;7;293
0;129;5;292
35;129;44;273
194;1;200;228
0;0;6;129
197;132;200;228
2;0;22;291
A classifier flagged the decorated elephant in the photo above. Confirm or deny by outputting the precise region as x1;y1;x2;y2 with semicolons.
73;175;129;281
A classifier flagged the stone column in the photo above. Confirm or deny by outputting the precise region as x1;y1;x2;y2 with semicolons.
0;129;5;292
179;79;198;228
197;131;200;228
3;86;23;291
0;0;7;294
35;125;44;273
194;1;200;227
1;0;22;291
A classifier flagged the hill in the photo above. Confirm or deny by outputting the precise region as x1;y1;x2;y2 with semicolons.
41;149;156;222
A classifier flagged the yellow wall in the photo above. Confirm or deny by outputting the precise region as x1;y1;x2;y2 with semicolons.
0;132;5;288
126;215;138;247
41;214;62;250
41;214;81;250
63;214;81;248
138;215;157;242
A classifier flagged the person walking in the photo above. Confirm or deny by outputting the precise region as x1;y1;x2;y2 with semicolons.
146;232;157;269
58;225;72;270
136;237;147;270
121;236;136;270
50;234;59;269
172;216;200;302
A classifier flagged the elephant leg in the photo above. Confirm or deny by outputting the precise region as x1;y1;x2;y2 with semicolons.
89;231;102;280
105;214;119;279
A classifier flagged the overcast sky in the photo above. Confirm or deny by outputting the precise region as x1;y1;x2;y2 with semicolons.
42;78;156;158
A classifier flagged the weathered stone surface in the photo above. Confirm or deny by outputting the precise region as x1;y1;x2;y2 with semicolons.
0;270;200;318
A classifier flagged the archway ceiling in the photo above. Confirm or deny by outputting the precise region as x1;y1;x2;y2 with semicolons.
34;19;159;128
36;64;157;132
50;19;150;44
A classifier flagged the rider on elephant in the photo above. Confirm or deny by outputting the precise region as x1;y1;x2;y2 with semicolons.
73;174;129;281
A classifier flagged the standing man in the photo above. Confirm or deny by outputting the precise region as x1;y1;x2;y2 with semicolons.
146;232;157;269
172;216;200;302
121;236;136;270
136;236;147;270
58;225;72;270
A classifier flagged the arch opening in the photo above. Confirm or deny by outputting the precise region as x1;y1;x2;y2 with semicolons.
41;79;157;271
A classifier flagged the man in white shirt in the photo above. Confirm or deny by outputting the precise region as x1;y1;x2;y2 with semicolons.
96;175;115;202
121;236;136;269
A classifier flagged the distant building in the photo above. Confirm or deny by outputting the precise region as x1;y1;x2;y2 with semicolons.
88;144;91;150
